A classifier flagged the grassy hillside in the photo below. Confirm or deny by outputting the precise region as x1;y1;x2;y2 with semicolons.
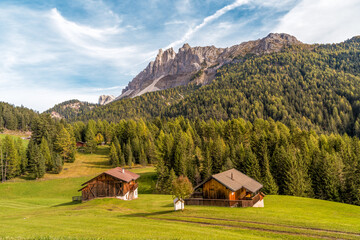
1;174;360;240
1;148;360;239
0;133;29;147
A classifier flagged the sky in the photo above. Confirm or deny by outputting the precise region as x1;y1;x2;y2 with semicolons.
0;0;360;112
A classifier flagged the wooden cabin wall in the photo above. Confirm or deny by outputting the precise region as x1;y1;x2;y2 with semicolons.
81;174;134;201
203;179;230;199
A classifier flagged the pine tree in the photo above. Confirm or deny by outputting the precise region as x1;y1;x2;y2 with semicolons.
52;153;63;174
3;136;20;179
95;133;104;144
139;148;147;166
202;147;212;179
109;143;119;167
55;127;73;162
40;137;52;171
125;142;133;168
167;168;177;194
15;138;27;174
243;147;261;181
261;153;278;194
283;149;312;197
85;128;97;154
27;141;45;179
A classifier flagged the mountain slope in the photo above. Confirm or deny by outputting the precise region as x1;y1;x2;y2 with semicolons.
69;35;360;137
45;99;97;120
116;33;301;100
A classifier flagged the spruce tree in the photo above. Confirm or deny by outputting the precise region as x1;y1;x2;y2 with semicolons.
109;143;119;167
261;153;278;194
139;148;147;166
125;142;133;168
55;127;73;162
243;147;261;181
27;141;45;179
40;137;52;171
85;128;97;154
3;136;20;179
52;153;63;174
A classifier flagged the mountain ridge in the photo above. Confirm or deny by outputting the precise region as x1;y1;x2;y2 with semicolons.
112;33;302;102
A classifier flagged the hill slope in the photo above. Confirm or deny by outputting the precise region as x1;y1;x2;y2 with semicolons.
45;99;97;120
2;144;360;239
1;168;360;239
68;35;360;137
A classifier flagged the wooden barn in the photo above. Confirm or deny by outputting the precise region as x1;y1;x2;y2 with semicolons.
79;167;140;202
185;168;264;207
76;141;86;147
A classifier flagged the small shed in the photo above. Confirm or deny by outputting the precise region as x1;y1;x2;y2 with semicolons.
174;198;184;211
79;167;140;202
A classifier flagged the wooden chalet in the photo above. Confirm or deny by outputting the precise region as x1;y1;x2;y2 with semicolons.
185;168;264;207
79;167;140;202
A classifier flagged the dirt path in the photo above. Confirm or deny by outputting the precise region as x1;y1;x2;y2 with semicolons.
178;216;360;238
146;216;340;239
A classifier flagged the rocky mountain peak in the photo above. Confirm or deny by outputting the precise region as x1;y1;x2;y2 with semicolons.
98;95;115;105
116;33;303;100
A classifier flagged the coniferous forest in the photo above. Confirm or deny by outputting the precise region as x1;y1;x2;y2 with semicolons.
57;37;360;138
1;36;360;206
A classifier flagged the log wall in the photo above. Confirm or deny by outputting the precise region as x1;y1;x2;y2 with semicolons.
81;173;137;201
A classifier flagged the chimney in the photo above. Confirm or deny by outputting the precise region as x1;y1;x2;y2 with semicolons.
122;168;125;174
231;173;233;180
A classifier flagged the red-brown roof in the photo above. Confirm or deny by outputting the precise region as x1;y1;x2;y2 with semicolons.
81;167;140;186
194;168;263;193
105;167;140;182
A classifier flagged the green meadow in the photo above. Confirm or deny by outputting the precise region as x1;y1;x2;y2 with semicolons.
1;148;360;239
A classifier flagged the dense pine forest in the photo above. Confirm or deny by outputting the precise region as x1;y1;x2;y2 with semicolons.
60;37;360;138
0;102;38;131
3;115;360;205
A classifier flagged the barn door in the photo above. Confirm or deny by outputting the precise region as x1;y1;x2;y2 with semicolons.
97;181;106;197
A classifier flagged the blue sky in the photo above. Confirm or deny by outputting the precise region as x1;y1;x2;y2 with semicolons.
1;0;360;112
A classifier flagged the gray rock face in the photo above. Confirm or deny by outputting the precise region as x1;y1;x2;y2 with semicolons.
98;95;115;105
117;33;301;100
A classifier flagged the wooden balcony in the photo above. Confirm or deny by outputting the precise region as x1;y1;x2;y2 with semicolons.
185;193;263;208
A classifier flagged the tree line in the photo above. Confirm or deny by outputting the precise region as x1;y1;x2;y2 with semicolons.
0;102;38;132
2;114;360;206
101;117;360;206
0;115;76;180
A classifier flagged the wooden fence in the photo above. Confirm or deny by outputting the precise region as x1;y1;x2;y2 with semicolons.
185;193;262;208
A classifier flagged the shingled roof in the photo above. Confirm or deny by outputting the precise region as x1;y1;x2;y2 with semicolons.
81;167;140;186
196;168;263;193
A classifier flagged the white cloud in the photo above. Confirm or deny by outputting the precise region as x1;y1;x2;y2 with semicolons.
273;0;360;43
166;0;249;49
0;4;154;111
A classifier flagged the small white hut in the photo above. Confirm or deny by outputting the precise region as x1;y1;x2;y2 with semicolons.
173;198;184;211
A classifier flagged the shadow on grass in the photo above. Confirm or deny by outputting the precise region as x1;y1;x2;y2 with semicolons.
82;161;110;169
52;201;82;207
162;203;173;207
18;175;35;181
119;210;174;218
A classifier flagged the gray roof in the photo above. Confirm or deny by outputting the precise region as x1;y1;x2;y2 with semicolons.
210;168;263;193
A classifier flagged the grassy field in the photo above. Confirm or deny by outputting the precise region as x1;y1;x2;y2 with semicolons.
0;133;29;147
1;147;360;239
